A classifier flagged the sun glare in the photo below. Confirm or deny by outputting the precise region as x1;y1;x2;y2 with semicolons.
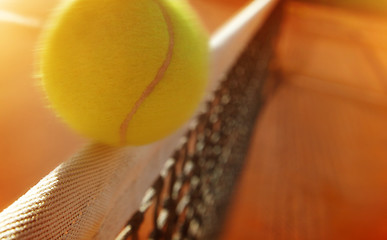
0;10;40;27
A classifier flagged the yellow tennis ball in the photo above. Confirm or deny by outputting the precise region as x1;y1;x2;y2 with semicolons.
40;0;208;146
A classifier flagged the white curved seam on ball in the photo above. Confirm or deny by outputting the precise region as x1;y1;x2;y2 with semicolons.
119;0;175;145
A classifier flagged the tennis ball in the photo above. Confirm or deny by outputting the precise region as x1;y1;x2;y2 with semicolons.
40;0;208;146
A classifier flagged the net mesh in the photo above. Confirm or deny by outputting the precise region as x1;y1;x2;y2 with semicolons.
116;5;283;240
0;2;283;239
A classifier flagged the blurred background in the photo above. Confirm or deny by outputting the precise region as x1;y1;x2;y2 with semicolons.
1;0;387;239
0;0;84;210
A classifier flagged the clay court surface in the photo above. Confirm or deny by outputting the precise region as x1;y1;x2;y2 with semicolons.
222;1;387;239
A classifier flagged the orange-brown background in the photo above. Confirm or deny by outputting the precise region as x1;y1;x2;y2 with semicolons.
222;1;387;239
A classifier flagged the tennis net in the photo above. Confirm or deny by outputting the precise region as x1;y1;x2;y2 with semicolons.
0;1;283;239
116;3;284;239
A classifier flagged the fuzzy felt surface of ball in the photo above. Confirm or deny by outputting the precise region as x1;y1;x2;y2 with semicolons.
40;0;208;146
